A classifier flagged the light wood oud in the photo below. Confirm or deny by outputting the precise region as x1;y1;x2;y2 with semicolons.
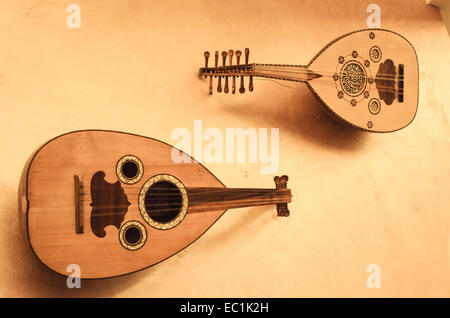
18;130;292;279
199;29;419;133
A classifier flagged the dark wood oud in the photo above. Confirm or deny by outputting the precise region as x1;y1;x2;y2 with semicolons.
199;29;419;133
18;130;292;279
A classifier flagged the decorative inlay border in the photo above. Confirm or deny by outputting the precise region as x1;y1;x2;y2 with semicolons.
118;220;147;251
138;174;188;230
116;155;144;185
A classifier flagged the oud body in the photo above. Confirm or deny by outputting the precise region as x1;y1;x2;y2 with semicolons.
200;29;419;133
18;130;291;279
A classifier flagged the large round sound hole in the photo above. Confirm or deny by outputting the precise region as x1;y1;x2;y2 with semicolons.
122;161;138;179
144;181;182;223
124;226;142;245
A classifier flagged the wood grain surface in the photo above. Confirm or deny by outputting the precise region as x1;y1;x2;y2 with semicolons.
23;130;227;278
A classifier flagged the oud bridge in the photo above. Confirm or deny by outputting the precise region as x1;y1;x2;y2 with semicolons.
200;48;254;95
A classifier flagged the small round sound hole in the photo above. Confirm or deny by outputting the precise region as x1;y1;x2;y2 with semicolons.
122;161;138;179
144;181;182;224
119;220;147;250
124;226;142;245
116;155;143;184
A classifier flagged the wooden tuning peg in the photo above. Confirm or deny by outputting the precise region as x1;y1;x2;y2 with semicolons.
222;51;229;93
204;51;210;80
228;50;236;94
217;75;222;93
224;76;229;93
214;51;219;78
235;50;242;65
217;51;226;92
221;51;227;66
228;50;234;65
244;48;253;91
235;50;243;93
239;76;245;94
204;51;210;68
208;76;213;95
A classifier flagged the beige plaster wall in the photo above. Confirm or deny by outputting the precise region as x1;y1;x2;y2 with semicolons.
0;0;448;297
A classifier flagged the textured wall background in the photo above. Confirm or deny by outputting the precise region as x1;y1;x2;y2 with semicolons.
0;0;448;297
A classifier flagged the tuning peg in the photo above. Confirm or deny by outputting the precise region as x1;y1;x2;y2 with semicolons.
228;50;235;94
217;76;222;93
235;50;243;93
245;48;250;65
204;51;210;68
214;51;219;77
235;50;242;65
204;51;210;79
224;77;229;93
217;51;223;92
228;50;234;66
221;51;227;66
239;76;245;94
221;51;228;93
208;76;213;95
249;76;253;92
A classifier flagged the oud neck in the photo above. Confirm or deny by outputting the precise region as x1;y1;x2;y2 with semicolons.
252;64;321;83
187;187;292;213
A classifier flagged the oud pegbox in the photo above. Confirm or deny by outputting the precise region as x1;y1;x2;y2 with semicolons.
274;175;290;217
200;48;254;95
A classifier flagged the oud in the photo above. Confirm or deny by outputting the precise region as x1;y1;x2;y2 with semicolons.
18;130;292;279
199;29;419;133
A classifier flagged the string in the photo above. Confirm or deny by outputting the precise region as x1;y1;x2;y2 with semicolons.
201;64;412;94
78;188;288;214
209;63;407;81
252;77;400;96
205;75;404;95
81;199;287;217
254;65;403;81
203;65;409;82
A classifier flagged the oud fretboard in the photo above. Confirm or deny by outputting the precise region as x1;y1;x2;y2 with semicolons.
187;187;292;213
253;64;321;83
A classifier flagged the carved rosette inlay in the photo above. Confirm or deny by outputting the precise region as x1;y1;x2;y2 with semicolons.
340;61;367;97
369;46;382;63
368;98;381;115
